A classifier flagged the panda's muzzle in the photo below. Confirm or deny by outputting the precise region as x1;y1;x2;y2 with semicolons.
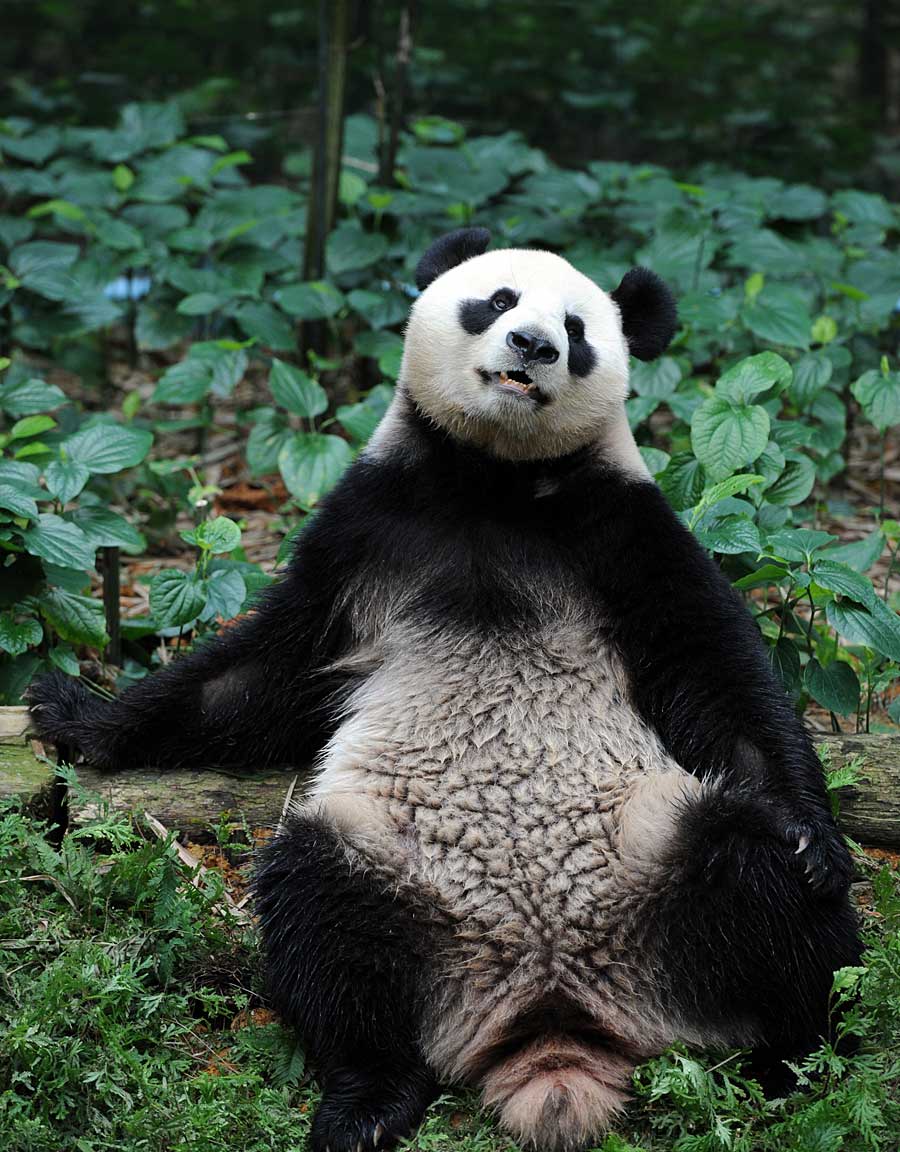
477;367;548;404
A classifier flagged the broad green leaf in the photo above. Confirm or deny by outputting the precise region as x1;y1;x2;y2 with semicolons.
832;189;894;228
269;359;328;419
696;515;762;556
810;559;876;608
49;644;80;676
630;357;682;399
821;531;884;573
232;301;296;350
0;376;67;417
790;352;833;409
826;598;900;662
182;516;241;554
39;586;108;647
767;637;801;694
658;453;705;511
200;569;246;622
246;413;292;476
113;163;134;191
22;514;96;569
70;506;146;553
0;484;39;520
277;280;346;320
743;285;812;349
715;353;792;404
326;224;388;275
0;613;42;657
336;385;394;443
764;528;838;565
732;563;791;590
10;414;56;440
637;446;670;477
153;358;211;404
346;289;409;330
691;396;769;481
63;424;153;473
44;459;90;504
149;569;207;629
765;454;816;505
278;433;353;505
851;369;900;432
177;291;229;315
804;659;860;715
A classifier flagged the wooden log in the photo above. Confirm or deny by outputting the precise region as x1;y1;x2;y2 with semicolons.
2;707;899;845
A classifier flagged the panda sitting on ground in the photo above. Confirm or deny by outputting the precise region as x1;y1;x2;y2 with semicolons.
30;228;861;1152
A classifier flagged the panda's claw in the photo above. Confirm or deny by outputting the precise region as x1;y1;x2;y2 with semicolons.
373;1124;384;1147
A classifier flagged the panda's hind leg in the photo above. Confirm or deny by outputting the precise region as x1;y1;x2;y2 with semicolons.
254;814;438;1151
644;786;862;1088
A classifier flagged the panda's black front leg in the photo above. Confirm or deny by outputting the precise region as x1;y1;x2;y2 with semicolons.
254;815;439;1151
588;480;853;897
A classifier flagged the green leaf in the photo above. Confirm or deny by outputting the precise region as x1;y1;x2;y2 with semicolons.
49;644;80;676
691;397;769;481
335;385;394;443
0;612;42;657
732;563;791;590
826;598;900;662
10;414;56;440
70;506;146;553
269;359;328;419
821;531;884;573
0;376;67;417
277;280;345;320
764;528;838;565
200;569;246;622
810;559;877;608
658;453;705;511
153;358;211;404
22;514;96;569
0;484;39;520
246;413;292;476
765;454;816;505
44;459;90;504
326;224;388;276
637;446;670;477
715;352;792;404
832;189;894;228
743;285;812;349
696;515;762;556
790;353;833;409
630;356;682;399
63;424;153;474
851;369;900;433
176;291;229;315
232;301;296;350
768;637;801;694
182;516;241;554
153;344;247;403
39;586;108;647
113;163;135;192
804;659;860;715
278;433;353;505
149;569;207;629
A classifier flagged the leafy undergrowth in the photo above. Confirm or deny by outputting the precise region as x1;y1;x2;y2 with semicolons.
0;782;898;1152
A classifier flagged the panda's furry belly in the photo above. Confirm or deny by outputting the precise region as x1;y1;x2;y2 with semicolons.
301;618;702;1079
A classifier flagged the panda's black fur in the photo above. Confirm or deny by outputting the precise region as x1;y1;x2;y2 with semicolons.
29;229;860;1152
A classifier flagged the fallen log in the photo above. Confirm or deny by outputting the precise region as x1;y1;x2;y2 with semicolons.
2;707;899;847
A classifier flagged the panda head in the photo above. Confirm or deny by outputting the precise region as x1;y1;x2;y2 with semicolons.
400;227;677;462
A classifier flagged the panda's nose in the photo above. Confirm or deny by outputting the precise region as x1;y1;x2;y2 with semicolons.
506;329;559;365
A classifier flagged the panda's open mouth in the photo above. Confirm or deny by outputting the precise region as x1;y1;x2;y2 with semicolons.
478;368;545;403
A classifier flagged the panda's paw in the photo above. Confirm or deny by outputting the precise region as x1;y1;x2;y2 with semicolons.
780;816;853;898
26;671;92;752
310;1066;434;1152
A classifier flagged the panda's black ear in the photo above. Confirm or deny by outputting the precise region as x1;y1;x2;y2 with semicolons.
611;267;678;361
415;227;492;292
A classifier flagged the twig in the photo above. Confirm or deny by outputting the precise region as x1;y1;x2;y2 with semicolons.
143;812;250;921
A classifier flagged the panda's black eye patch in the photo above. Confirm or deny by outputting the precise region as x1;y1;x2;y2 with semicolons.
459;288;519;336
565;314;597;377
564;314;585;342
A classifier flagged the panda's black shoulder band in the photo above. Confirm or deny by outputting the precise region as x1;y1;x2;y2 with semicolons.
415;227;492;291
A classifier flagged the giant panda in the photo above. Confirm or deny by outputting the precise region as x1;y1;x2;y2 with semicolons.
29;228;861;1152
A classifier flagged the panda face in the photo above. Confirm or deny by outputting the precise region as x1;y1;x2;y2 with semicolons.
402;248;633;461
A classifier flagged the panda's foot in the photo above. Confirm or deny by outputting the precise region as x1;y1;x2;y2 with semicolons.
310;1063;436;1152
